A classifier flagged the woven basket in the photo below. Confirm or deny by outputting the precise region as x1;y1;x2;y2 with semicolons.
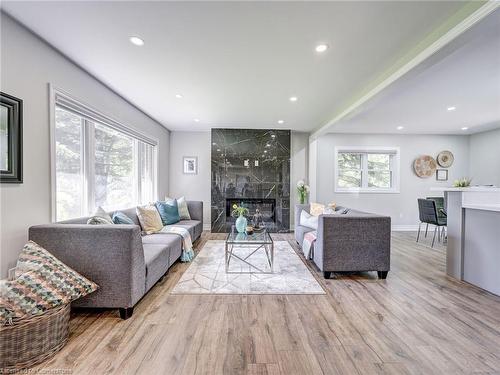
0;304;70;370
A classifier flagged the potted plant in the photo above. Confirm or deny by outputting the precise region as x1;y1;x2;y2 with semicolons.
232;203;249;233
297;180;310;204
453;177;472;188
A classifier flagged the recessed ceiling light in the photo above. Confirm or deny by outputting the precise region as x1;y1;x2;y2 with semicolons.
289;96;298;102
194;118;200;122
447;106;456;111
129;36;144;46
217;149;221;152
461;127;468;130
266;143;270;147
397;126;404;130
264;150;267;153
212;142;216;145
315;44;329;53
271;134;276;138
175;94;183;99
277;120;285;124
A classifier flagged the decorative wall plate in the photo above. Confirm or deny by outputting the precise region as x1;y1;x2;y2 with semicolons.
413;155;437;178
437;150;454;168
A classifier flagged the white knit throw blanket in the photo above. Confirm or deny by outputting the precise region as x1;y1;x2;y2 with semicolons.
302;230;317;260
160;226;194;262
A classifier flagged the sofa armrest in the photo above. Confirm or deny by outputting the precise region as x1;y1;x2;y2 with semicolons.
29;224;146;308
317;214;391;272
187;201;203;223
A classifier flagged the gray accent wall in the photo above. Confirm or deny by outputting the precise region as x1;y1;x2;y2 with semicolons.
0;13;170;278
312;133;470;228
468;127;500;187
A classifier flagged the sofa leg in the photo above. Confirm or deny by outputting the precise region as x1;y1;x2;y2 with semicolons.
119;307;134;320
377;271;388;279
324;271;332;279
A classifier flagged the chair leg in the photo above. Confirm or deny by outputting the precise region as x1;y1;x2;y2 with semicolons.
324;271;332;279
377;271;388;279
425;223;429;237
432;226;437;247
416;222;422;242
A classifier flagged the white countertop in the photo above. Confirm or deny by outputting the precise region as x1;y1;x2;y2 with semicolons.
430;186;500;192
462;204;500;212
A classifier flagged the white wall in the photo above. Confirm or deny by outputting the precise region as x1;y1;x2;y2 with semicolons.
313;133;470;228
168;131;211;228
290;132;309;226
469;128;500;187
0;14;170;277
168;130;309;228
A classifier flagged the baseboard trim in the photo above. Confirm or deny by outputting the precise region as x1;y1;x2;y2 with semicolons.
392;225;420;231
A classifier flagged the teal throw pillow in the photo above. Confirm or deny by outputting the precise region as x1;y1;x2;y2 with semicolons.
155;200;180;225
112;211;134;224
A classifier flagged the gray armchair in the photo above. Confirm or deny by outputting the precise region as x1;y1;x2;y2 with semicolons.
295;204;391;279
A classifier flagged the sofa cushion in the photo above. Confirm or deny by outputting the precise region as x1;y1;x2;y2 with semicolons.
112;211;135;224
300;210;318;230
142;236;183;292
156;200;180;225
295;224;314;245
137;204;163;234
142;233;183;268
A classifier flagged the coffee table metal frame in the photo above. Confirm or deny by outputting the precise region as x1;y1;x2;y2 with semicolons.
225;227;274;273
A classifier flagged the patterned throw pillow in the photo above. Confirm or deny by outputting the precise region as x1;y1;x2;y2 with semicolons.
87;206;114;225
136;204;164;234
310;202;326;216
1;241;98;324
166;196;191;220
112;211;134;224
155;200;180;225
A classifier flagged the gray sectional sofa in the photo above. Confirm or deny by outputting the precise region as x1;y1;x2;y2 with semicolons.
295;204;391;279
29;201;203;319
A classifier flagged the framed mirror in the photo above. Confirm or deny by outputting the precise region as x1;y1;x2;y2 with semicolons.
1;92;23;183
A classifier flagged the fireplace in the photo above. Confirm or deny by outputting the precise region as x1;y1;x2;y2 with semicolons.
211;129;291;233
226;198;276;226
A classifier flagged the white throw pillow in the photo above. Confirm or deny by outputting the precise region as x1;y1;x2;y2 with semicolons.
87;206;114;225
300;210;318;230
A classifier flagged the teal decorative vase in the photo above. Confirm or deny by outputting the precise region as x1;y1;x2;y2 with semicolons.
235;214;247;233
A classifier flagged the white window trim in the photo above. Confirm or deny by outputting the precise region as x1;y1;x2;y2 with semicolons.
334;146;400;194
49;85;159;221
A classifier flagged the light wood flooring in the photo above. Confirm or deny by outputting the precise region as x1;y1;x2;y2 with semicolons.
33;232;500;375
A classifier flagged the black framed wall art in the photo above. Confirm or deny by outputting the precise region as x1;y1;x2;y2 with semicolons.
1;92;23;183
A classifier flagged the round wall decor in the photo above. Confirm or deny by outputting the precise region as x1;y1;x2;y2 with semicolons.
413;155;437;178
437;150;454;168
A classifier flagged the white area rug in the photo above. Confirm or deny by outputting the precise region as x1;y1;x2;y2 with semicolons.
171;240;325;294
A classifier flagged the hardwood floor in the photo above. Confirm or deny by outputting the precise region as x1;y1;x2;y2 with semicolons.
33;232;500;375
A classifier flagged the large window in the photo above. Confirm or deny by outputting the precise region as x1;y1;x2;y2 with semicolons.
53;92;157;221
335;147;399;193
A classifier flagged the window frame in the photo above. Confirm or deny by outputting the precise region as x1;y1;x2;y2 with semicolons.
334;146;400;194
50;86;158;221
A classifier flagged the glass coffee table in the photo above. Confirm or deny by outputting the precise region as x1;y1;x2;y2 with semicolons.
225;227;274;273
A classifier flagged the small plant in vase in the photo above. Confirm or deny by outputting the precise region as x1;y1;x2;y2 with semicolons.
453;177;472;188
297;180;310;204
232;203;249;233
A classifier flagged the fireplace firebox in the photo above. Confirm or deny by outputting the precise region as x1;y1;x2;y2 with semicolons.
226;198;276;225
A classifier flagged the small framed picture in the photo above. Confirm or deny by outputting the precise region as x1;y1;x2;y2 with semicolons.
436;169;448;181
183;156;198;175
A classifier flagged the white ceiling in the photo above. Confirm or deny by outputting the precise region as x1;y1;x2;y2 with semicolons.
2;1;474;132
329;9;500;135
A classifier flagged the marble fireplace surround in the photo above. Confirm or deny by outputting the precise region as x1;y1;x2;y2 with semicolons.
211;129;291;232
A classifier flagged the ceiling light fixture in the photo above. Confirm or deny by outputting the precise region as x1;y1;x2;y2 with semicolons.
397;126;404;130
175;94;183;99
461;127;469;130
129;36;144;46
315;44;329;53
447;106;456;111
277;120;285;124
194;118;200;122
289;96;298;102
